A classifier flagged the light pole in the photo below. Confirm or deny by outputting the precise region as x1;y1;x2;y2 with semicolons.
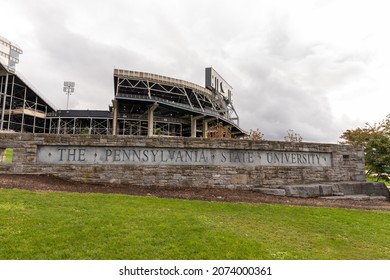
63;81;75;110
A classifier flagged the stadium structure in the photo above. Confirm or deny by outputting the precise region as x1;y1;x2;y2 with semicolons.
0;36;246;138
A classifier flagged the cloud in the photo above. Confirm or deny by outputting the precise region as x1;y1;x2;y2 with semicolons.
225;15;369;142
11;0;153;110
2;0;387;143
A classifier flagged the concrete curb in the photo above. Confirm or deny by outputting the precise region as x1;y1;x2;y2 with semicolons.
254;182;390;199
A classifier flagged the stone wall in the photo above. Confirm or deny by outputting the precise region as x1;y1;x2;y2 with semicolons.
0;133;366;190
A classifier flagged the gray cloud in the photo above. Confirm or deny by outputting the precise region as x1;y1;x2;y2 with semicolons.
1;0;382;143
224;14;370;142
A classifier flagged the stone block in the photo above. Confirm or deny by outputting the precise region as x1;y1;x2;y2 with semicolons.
337;183;356;195
253;188;286;196
230;174;248;185
336;182;390;198
364;182;390;197
319;184;333;196
284;185;321;198
369;196;388;201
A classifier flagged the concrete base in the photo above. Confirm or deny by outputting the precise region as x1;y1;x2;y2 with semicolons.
321;195;388;201
254;182;390;199
0;133;367;190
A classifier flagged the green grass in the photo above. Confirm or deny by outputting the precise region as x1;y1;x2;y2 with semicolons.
0;188;389;260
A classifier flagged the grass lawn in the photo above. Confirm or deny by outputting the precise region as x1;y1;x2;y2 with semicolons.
0;188;389;260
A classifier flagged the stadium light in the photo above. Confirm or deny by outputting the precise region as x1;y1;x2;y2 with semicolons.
63;81;75;110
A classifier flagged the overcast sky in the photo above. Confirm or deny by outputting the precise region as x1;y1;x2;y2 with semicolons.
1;0;389;142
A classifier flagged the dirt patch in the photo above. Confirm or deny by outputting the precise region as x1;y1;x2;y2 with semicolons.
1;174;389;211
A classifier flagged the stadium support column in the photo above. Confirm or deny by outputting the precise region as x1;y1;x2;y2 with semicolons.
203;120;208;138
0;73;9;131
147;103;158;137
202;118;215;138
191;115;204;138
112;100;119;135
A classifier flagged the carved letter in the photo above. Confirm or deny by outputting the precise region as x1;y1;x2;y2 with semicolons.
122;150;131;161
185;150;193;162
67;149;76;161
78;149;86;161
151;150;158;162
176;151;183;162
58;148;66;161
316;154;321;165
291;153;297;164
221;152;227;163
168;150;175;161
302;154;307;164
133;150;141;162
274;153;280;163
161;150;169;162
199;151;207;162
248;152;254;163
284;153;290;163
114;149;121;161
105;149;112;161
142;150;149;162
297;153;302;164
267;153;273;164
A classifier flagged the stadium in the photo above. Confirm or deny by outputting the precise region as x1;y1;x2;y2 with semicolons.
0;36;246;138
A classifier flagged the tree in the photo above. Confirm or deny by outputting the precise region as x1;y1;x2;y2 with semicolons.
340;114;390;145
340;114;390;180
284;129;303;142
208;122;232;139
82;127;90;135
246;128;264;140
340;123;383;146
364;133;390;177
